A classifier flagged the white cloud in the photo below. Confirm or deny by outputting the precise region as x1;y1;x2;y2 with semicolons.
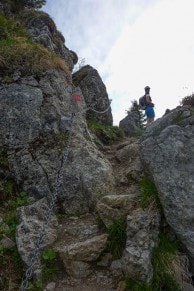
44;0;194;125
101;0;194;124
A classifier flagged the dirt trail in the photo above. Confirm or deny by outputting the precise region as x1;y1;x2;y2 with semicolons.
46;137;136;291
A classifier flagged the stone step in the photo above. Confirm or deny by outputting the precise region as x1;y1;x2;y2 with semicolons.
53;214;109;279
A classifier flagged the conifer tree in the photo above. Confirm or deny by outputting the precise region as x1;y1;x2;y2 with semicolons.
127;100;146;129
9;0;46;11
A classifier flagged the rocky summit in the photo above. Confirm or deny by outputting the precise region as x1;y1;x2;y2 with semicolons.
0;2;194;291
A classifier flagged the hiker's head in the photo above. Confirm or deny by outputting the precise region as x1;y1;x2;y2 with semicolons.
144;86;150;93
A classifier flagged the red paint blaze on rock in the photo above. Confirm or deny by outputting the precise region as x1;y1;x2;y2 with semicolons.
72;94;81;101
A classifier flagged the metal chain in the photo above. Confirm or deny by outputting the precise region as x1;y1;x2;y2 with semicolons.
84;100;112;114
20;81;112;290
20;113;75;291
65;79;112;116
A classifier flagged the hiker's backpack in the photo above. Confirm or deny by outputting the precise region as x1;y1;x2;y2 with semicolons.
139;95;147;110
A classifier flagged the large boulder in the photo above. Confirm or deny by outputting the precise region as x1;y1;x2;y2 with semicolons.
140;105;194;268
119;112;140;136
72;65;113;125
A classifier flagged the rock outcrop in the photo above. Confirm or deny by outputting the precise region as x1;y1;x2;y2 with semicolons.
73;65;113;125
140;105;194;269
20;10;78;72
119;112;140;136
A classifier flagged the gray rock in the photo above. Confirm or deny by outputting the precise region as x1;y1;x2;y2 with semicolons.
56;234;108;262
44;282;56;291
110;259;123;277
122;208;160;283
140;105;194;268
97;253;113;267
63;260;92;278
16;198;58;267
54;214;108;278
97;194;138;228
0;69;115;212
0;236;15;249
115;139;144;183
21;10;77;72
73;65;113;125
119;112;140;136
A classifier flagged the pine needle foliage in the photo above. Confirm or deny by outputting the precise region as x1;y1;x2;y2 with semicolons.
181;93;194;107
127;100;146;130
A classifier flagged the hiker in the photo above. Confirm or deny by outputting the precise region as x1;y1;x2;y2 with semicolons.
139;86;155;125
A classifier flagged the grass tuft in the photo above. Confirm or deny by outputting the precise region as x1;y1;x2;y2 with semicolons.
139;177;160;209
106;218;127;258
151;233;182;291
0;13;70;79
0;37;70;77
125;233;183;291
87;120;125;145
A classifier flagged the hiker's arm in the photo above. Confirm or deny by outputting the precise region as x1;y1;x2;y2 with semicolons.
146;94;152;103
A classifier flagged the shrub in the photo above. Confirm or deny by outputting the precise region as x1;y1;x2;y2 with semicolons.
40;248;59;284
181;93;194;107
0;13;27;39
4;0;46;12
127;99;147;130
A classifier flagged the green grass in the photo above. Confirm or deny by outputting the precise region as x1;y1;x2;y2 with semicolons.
151;233;181;291
139;177;160;209
0;245;23;290
87;120;125;145
125;233;181;291
0;13;70;78
0;13;27;39
0;37;70;77
2;191;28;240
0;154;9;167
173;113;185;124
125;277;152;291
0;191;28;289
106;218;127;258
29;248;59;289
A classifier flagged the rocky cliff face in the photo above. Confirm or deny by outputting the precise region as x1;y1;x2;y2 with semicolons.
140;105;194;271
0;3;194;291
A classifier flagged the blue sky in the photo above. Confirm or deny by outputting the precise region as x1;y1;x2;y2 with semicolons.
44;0;194;125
